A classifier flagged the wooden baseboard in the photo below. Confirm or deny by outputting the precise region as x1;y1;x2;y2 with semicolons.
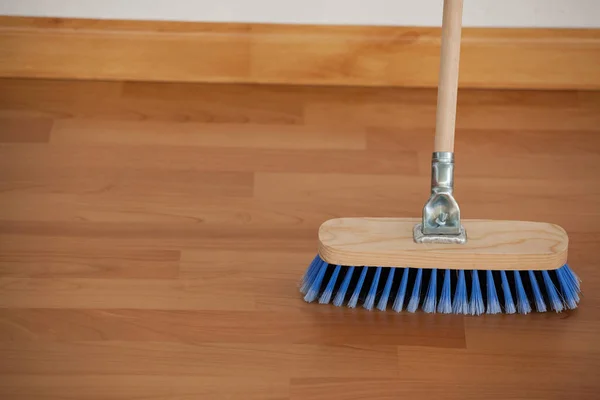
1;16;599;89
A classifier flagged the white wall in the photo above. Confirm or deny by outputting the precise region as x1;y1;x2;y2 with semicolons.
1;0;598;28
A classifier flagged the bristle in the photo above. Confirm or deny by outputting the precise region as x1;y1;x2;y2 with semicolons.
377;268;396;311
452;269;468;314
333;266;355;307
319;265;341;304
348;267;368;308
363;267;382;311
407;268;423;313
562;264;581;291
500;270;516;314
556;265;580;310
423;269;438;313
528;270;547;312
513;271;531;314
303;261;328;302
542;270;564;312
301;260;580;315
300;255;323;294
392;268;410;312
437;269;452;313
486;270;501;314
469;271;484;315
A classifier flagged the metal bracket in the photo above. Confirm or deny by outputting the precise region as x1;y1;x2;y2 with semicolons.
414;152;467;244
413;223;467;244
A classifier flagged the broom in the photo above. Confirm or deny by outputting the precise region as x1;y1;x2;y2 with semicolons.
300;0;581;315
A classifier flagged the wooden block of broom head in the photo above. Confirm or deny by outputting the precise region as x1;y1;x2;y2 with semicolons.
318;218;568;271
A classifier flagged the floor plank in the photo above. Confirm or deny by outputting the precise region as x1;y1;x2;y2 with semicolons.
50;120;367;150
0;341;399;379
395;347;599;399
0;308;465;347
0;117;52;143
0;375;289;400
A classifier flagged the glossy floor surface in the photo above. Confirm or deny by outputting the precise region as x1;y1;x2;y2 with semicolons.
1;79;599;399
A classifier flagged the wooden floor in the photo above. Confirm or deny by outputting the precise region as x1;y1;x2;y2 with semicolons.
1;78;600;399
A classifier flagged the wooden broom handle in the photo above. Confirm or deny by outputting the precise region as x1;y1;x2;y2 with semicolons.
434;0;464;153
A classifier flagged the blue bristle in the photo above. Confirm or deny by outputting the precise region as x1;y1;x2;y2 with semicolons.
542;270;564;312
333;266;355;307
452;269;468;314
363;267;382;310
348;267;368;308
513;271;531;314
392;268;410;312
486;270;501;314
423;268;438;313
377;268;396;311
303;261;328;302
561;264;581;291
556;265;580;310
469;270;484;316
528;270;547;312
319;265;341;304
407;268;423;313
300;255;322;294
500;270;516;314
437;269;452;313
302;258;580;315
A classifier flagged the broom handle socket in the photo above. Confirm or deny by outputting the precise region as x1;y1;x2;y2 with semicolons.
414;151;466;243
431;152;454;193
434;0;463;153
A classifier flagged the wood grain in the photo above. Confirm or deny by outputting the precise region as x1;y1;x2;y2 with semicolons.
1;17;599;89
434;0;463;153
0;78;599;399
318;218;568;270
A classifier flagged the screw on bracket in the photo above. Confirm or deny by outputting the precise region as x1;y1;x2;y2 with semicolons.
435;212;448;226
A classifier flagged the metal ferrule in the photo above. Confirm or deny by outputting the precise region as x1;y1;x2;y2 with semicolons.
430;152;454;194
413;151;467;244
